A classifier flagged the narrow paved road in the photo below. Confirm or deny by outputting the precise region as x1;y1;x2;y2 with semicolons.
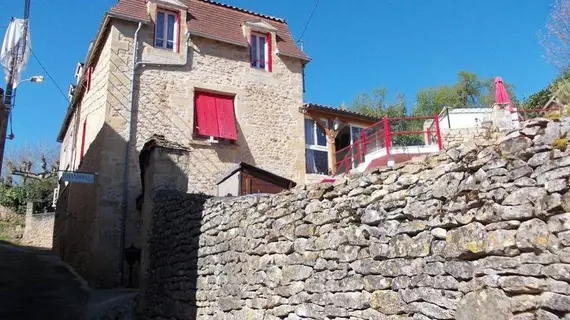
0;242;90;320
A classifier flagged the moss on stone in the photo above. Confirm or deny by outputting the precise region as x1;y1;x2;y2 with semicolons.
546;111;561;121
553;138;568;151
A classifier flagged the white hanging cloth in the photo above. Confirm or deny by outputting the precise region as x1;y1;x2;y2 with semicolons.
0;18;31;88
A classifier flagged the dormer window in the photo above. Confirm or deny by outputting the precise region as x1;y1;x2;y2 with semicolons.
250;33;272;72
155;9;179;51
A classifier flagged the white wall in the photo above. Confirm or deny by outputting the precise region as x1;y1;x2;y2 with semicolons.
438;108;494;130
218;173;241;197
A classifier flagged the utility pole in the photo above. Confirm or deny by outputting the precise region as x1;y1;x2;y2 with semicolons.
0;0;30;177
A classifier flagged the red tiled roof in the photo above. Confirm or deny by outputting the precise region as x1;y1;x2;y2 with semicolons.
109;0;149;22
303;103;381;123
109;0;309;61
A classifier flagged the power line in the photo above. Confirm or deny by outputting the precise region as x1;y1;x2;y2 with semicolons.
30;49;69;103
297;0;320;43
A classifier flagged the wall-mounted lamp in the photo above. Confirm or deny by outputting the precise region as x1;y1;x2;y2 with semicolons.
333;117;343;131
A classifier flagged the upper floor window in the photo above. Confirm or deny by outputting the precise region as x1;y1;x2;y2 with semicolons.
194;91;237;141
250;33;272;72
155;10;178;51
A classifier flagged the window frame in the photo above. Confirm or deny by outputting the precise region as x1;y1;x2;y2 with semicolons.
349;124;366;169
194;91;238;143
304;118;329;174
250;32;270;71
304;118;328;151
349;125;364;144
154;9;179;52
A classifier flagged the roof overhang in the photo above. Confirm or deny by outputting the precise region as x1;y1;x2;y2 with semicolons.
302;103;380;124
277;51;311;63
190;31;249;48
244;19;278;33
149;0;188;10
216;162;296;188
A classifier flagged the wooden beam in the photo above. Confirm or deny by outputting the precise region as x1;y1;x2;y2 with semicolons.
306;110;377;128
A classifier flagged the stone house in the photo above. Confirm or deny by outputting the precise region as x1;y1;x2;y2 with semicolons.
54;0;309;288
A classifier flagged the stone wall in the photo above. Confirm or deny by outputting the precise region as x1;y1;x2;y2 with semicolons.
440;127;497;148
143;118;570;319
55;21;123;287
22;203;54;248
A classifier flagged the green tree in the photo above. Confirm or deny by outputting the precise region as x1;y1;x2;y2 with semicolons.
413;71;518;115
480;78;520;108
351;91;424;146
522;88;552;111
455;71;482;106
351;87;388;117
0;177;57;214
0;143;59;214
414;85;460;116
521;72;570;111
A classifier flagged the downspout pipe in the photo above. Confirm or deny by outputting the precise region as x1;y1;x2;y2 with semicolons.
119;21;142;286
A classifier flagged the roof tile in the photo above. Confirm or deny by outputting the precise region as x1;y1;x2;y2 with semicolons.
110;0;308;60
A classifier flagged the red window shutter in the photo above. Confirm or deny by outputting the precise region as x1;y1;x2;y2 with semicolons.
215;95;237;140
250;33;255;66
266;33;272;72
176;11;181;53
152;10;157;47
195;92;220;137
80;119;87;161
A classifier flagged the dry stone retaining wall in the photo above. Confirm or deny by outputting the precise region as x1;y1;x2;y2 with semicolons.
144;118;570;319
440;127;496;148
22;202;54;248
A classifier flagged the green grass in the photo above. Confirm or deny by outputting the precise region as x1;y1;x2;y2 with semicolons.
0;218;24;245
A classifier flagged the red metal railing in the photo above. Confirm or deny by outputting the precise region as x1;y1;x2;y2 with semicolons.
334;114;443;176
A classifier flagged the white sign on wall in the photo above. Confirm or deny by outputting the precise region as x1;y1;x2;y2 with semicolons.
61;171;95;184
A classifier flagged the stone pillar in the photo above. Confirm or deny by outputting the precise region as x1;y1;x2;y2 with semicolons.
138;139;190;312
23;202;34;246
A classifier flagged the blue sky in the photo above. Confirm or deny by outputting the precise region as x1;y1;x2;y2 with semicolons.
0;0;559;154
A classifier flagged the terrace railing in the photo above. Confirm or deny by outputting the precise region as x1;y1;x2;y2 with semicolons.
334;114;443;176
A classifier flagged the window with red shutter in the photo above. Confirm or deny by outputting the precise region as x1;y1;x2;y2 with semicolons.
216;95;237;140
195;92;237;141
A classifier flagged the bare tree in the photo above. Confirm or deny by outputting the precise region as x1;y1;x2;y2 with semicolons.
2;142;59;183
542;0;570;70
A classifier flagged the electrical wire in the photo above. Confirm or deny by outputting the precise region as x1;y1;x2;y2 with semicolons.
297;0;320;43
30;49;70;103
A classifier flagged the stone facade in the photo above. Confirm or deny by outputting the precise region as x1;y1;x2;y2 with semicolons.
55;5;306;288
440;127;498;148
22;202;54;249
142;118;570;319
